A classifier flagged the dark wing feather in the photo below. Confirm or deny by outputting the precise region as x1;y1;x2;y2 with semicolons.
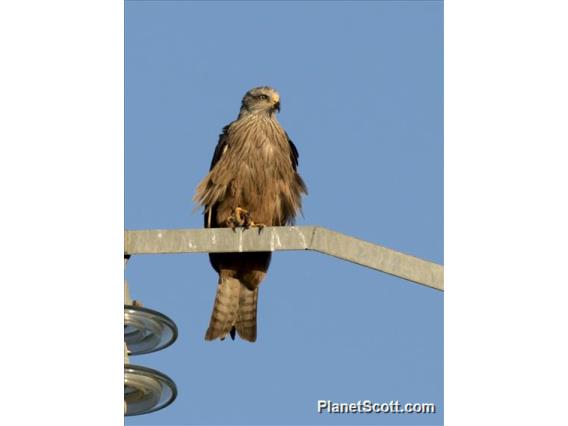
286;132;308;197
209;124;231;170
286;132;300;170
204;124;231;228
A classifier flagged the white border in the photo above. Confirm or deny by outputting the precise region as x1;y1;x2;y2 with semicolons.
0;1;124;424
446;0;568;424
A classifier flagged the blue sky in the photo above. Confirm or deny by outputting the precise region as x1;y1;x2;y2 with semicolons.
125;1;443;425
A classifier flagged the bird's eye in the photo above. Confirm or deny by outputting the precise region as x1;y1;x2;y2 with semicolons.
258;94;269;101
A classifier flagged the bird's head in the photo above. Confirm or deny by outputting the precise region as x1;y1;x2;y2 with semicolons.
239;86;281;116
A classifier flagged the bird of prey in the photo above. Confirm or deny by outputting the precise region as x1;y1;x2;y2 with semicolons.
194;86;307;342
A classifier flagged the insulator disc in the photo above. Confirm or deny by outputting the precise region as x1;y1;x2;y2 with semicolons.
124;364;177;416
124;305;178;355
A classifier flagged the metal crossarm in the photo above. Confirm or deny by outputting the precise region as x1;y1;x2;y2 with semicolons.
124;226;443;291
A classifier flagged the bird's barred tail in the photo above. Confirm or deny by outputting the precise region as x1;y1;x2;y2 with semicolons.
205;276;240;341
236;286;258;342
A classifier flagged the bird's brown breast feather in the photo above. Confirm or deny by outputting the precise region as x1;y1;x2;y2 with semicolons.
194;115;306;227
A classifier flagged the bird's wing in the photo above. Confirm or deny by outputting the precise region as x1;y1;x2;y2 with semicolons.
209;124;231;170
286;132;308;199
285;132;300;170
202;124;231;228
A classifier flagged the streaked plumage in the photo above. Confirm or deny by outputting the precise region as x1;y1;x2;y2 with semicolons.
194;86;307;342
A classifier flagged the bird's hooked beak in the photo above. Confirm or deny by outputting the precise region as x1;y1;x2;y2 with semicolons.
271;92;281;113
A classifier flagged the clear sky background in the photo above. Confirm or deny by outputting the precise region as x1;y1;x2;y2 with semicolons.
125;1;443;425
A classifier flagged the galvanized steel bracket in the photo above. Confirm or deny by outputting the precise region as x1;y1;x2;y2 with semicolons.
124;226;443;291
